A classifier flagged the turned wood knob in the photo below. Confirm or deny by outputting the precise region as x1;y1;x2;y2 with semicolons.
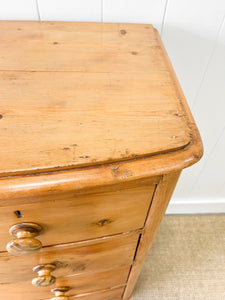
32;264;56;287
51;287;70;300
6;222;43;256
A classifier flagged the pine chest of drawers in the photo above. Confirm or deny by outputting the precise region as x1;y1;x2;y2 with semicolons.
0;21;203;300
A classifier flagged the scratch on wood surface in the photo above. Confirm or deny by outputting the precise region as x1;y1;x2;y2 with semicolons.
112;166;120;177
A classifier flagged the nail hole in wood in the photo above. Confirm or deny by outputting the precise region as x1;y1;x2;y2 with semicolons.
120;29;127;35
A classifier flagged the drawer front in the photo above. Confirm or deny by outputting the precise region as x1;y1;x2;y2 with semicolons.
0;266;129;300
70;287;125;300
0;185;154;251
0;231;139;284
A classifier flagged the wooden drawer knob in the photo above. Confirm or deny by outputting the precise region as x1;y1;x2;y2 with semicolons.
6;222;43;256
51;287;70;300
32;264;56;287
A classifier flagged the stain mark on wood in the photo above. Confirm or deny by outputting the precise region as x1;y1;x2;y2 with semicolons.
63;147;70;151
131;51;138;55
124;169;133;178
97;219;113;227
0;114;3;119
112;166;120;177
3;258;10;262
174;113;184;117
52;261;68;269
53;42;58;45
71;262;86;272
120;29;127;35
80;155;89;158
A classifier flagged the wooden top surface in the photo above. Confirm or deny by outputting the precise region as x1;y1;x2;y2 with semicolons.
0;21;193;177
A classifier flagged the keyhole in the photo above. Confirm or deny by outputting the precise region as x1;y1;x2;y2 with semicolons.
14;210;23;218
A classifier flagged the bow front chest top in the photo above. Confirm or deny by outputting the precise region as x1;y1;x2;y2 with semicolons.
0;21;203;300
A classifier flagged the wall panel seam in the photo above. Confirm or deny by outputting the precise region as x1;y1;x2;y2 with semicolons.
35;0;41;21
191;13;225;110
101;0;103;22
189;123;225;197
160;0;169;37
185;15;225;197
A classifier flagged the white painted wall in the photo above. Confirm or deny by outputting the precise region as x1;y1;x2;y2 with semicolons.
0;0;225;214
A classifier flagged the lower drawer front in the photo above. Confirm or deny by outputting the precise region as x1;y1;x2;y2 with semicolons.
0;231;139;284
0;266;129;300
70;287;126;300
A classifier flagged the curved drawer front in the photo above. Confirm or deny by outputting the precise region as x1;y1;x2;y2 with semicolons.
0;185;155;252
0;266;129;300
0;231;139;284
69;287;126;300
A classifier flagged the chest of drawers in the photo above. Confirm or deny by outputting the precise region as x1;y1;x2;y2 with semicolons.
0;21;202;300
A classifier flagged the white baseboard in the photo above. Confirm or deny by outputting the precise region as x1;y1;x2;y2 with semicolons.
166;198;225;214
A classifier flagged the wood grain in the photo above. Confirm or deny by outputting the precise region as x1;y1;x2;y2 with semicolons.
0;21;193;177
0;21;203;300
6;222;43;256
0;266;130;300
123;171;181;299
0;186;154;251
0;23;202;203
69;286;125;300
0;231;140;284
0;22;168;72
32;263;56;287
0;69;190;174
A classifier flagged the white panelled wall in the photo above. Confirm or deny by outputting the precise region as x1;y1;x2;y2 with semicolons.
1;0;225;214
